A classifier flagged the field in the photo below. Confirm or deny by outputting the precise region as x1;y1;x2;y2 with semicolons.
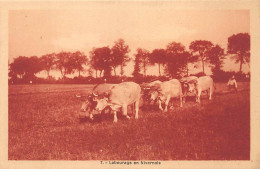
8;82;250;160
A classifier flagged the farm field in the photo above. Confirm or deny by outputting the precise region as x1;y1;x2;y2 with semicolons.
8;82;250;160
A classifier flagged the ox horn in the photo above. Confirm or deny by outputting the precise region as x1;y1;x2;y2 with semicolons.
92;92;98;97
76;94;92;98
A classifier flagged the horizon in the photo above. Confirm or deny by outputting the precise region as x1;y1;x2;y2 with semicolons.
8;6;250;78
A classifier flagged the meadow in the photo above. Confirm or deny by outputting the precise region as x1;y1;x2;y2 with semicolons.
8;82;250;160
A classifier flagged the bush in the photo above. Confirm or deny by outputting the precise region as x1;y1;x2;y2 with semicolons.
212;70;250;82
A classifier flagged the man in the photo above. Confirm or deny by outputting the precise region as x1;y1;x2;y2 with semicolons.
227;76;238;92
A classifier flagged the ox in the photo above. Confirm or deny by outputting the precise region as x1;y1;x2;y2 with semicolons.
141;80;162;106
94;82;141;123
185;75;214;103
77;83;116;120
180;76;198;103
150;79;183;112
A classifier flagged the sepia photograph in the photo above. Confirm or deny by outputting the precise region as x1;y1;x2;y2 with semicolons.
1;0;260;169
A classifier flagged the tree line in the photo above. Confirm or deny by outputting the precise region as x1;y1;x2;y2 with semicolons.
8;33;250;84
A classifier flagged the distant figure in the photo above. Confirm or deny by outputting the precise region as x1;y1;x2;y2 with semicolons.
227;76;237;92
104;79;107;83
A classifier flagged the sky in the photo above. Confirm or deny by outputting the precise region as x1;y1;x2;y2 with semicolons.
8;4;250;78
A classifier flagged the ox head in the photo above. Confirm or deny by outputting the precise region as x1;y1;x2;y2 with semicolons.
150;87;160;101
142;87;152;100
182;82;189;88
88;91;110;112
141;85;160;102
186;79;198;93
95;97;109;112
76;93;97;112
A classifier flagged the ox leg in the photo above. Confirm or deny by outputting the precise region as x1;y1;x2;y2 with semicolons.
135;100;139;119
158;99;163;111
183;96;186;103
183;91;186;103
197;90;201;103
89;113;94;120
113;111;118;123
132;104;135;115
180;95;183;107
122;104;131;120
164;96;171;112
209;88;212;100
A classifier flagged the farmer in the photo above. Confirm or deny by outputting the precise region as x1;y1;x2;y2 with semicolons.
227;75;238;92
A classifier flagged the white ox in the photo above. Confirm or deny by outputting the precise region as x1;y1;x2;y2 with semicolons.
94;82;141;123
141;80;162;105
150;79;183;112
186;76;214;103
180;76;198;103
78;83;116;120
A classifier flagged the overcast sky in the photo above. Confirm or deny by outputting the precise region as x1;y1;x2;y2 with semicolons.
8;4;250;78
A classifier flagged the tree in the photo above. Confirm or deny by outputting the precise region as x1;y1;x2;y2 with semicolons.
227;33;250;73
40;53;56;78
165;42;190;78
189;40;214;73
132;54;142;78
111;39;130;76
55;52;75;79
149;49;167;76
27;56;42;78
89;49;100;78
9;56;28;79
71;51;88;77
89;47;112;78
184;52;198;76
208;45;225;74
135;48;150;76
9;56;42;82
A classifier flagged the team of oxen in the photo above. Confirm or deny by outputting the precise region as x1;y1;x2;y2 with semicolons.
77;75;214;123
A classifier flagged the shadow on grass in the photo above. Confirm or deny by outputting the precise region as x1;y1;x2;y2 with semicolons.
78;111;134;124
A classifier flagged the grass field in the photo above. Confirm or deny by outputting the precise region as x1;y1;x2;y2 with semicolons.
8;82;250;160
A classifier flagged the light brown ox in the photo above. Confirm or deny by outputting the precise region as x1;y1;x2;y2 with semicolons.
150;79;183;112
94;82;141;123
185;75;214;103
77;83;116;120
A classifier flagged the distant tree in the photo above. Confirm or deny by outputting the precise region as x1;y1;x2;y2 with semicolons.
208;45;226;75
40;53;56;79
71;51;88;77
9;56;42;81
55;52;75;79
189;40;214;73
227;33;250;73
135;48;150;76
9;56;28;79
89;47;112;78
87;67;94;77
165;42;190;78
149;49;167;76
8;67;17;83
111;39;131;76
89;49;100;78
132;54;142;78
184;52;198;76
27;56;42;78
